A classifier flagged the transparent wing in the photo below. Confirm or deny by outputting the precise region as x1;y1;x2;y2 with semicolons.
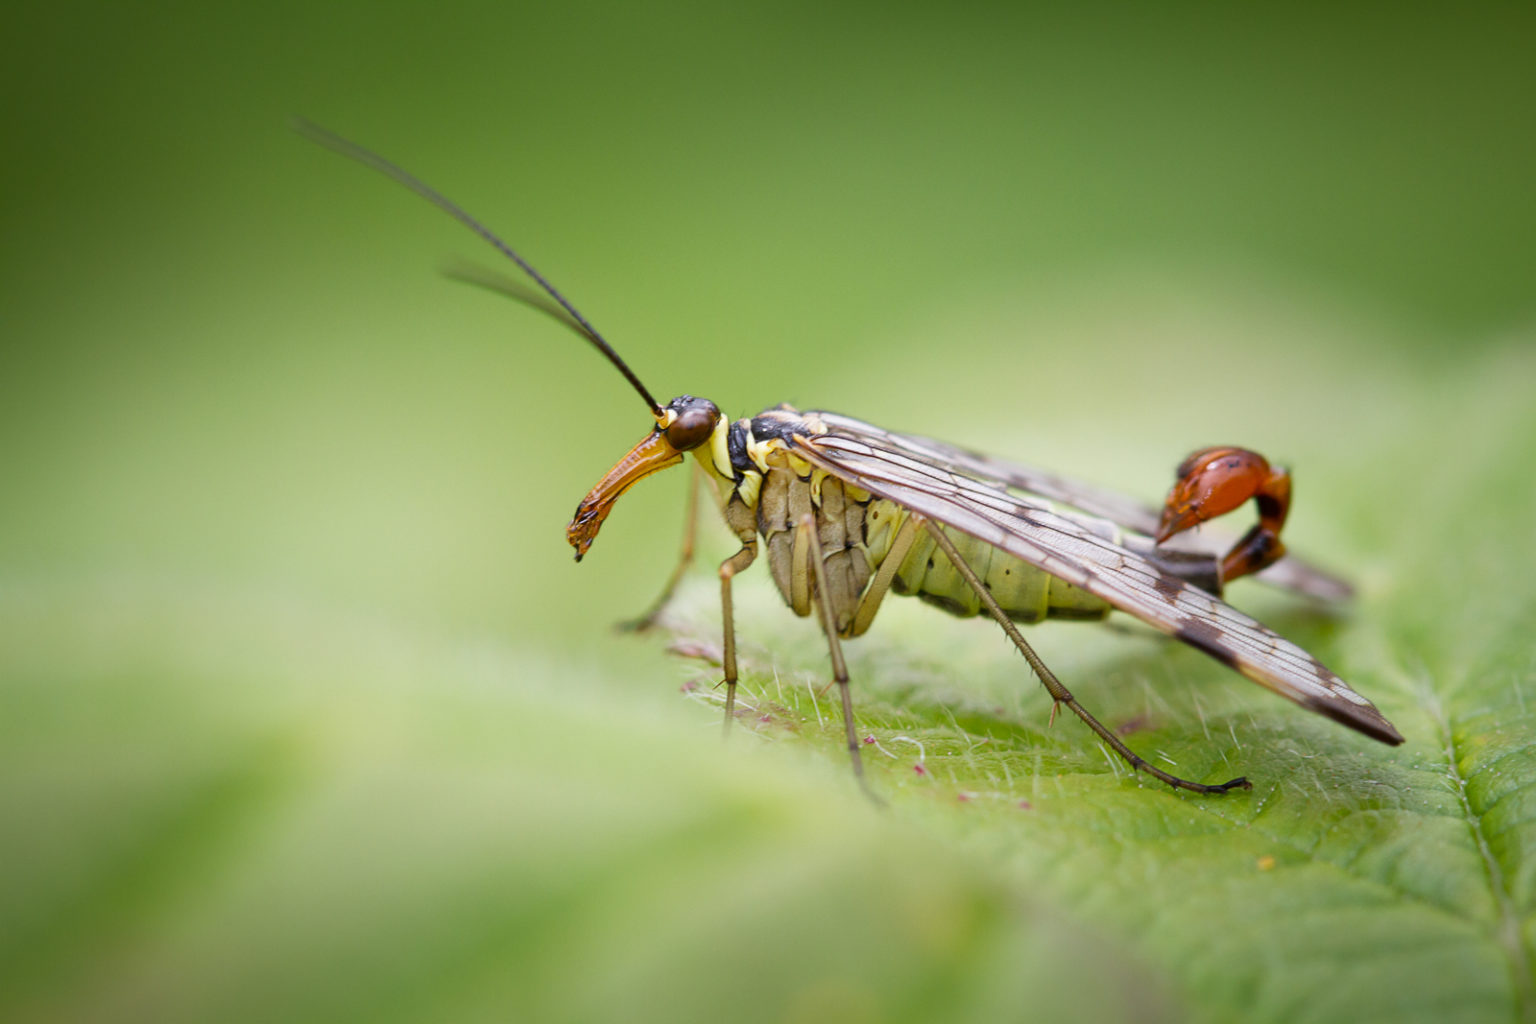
789;421;1401;744
810;411;1352;603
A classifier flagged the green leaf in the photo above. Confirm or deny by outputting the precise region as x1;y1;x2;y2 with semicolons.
0;581;1173;1024
4;344;1533;1024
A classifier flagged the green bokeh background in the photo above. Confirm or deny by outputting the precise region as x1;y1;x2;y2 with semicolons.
4;4;1535;1022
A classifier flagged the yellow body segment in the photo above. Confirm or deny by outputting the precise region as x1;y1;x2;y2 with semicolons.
875;501;1111;625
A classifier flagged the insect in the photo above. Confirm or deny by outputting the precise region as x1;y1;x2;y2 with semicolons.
299;120;1403;796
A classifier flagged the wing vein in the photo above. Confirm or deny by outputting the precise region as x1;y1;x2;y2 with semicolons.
788;419;1400;743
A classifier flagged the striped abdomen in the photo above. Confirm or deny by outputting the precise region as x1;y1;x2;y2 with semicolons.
752;462;1111;639
863;499;1112;624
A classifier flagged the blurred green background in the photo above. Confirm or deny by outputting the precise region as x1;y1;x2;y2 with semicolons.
4;3;1536;1022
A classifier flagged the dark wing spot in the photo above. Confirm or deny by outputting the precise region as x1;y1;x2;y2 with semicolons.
1301;695;1406;745
1175;619;1240;670
1152;571;1185;603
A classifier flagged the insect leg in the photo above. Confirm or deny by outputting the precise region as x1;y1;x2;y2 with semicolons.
848;512;926;638
922;521;1250;795
617;458;704;632
717;538;758;736
797;513;877;799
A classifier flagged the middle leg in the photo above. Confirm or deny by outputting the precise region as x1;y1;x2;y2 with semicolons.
796;513;878;800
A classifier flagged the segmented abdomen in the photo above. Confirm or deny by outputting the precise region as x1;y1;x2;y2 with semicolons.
751;459;1111;637
864;500;1112;624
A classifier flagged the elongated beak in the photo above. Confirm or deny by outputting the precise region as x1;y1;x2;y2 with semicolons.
567;430;684;561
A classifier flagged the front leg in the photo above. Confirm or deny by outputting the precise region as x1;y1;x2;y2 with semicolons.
617;459;704;633
717;539;758;735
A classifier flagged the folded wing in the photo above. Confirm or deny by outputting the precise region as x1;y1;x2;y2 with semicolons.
810;411;1352;603
791;420;1401;744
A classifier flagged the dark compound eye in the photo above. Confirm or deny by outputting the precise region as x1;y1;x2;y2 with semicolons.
665;400;720;451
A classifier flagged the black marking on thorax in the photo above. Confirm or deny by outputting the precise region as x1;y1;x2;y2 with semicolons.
749;405;809;443
726;420;752;480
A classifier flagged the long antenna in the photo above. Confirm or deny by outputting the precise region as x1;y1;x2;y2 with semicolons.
294;118;663;417
438;259;593;339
